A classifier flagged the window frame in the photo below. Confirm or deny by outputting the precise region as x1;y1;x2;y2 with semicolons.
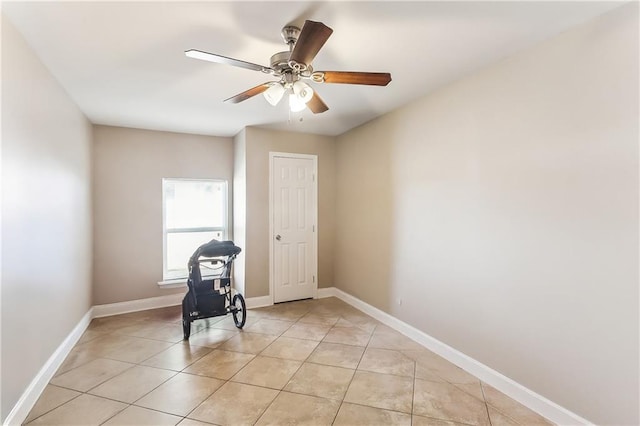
161;177;228;281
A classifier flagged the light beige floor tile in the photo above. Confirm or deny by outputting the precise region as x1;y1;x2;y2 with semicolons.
77;329;106;345
307;342;365;369
284;362;354;400
102;336;174;363
255;391;340;426
189;381;278;426
333;403;412;426
135;373;224;416
102;405;182;425
401;350;449;382
402;348;451;366
210;314;260;331
50;358;133;392
28;394;127;425
282;322;332;341
323;326;372;346
358;348;415;377
243;319;294;335
218;332;277;354
415;363;448;382
412;414;466;425
178;419;215;426
25;385;81;423
231;355;302;389
454;380;485;401
55;347;99;376
72;334;137;359
149;305;183;321
297;312;340;326
115;321;185;343
142;342;212;371
87;316;145;334
344;370;414;413
260;336;319;361
184;349;255;380
88;365;176;403
187;328;238;348
368;328;423;350
402;348;474;384
254;305;309;321
487;406;520;426
413;378;490;425
186;317;226;332
482;383;553;425
336;315;379;332
428;361;480;384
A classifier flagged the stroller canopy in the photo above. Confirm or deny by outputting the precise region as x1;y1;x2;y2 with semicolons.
189;239;241;264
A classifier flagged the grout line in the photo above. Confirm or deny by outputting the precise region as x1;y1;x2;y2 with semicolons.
97;401;130;425
481;381;495;426
340;400;415;417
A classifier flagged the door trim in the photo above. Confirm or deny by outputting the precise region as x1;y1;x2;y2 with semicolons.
269;152;318;305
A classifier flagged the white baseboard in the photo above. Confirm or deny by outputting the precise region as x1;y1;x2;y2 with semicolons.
316;287;335;299
245;295;272;309
3;308;94;426
245;287;335;308
92;293;184;318
323;286;591;426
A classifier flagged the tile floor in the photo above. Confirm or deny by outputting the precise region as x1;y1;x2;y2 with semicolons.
24;297;554;425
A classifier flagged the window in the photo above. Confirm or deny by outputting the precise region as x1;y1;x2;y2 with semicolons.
162;178;227;280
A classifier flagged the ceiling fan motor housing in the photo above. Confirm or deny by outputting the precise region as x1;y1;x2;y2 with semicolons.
270;51;292;73
281;25;301;46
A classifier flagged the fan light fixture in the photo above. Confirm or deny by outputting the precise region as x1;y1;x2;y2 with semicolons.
263;83;285;106
262;80;314;112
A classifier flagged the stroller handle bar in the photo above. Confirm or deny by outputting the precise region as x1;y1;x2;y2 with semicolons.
188;239;242;266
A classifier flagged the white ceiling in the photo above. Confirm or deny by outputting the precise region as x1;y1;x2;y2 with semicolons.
3;1;624;137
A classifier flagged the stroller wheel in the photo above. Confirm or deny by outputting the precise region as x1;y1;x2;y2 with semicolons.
183;319;191;340
232;294;246;329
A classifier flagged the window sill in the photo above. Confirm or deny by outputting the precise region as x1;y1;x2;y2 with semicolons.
157;278;187;288
157;275;222;288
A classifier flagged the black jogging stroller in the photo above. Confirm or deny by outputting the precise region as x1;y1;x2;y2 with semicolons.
181;239;246;339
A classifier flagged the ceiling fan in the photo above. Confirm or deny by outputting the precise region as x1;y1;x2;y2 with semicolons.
185;20;392;114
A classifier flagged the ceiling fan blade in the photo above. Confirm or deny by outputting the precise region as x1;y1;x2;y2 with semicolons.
185;49;272;73
289;20;333;68
306;91;329;114
224;83;272;104
318;71;392;86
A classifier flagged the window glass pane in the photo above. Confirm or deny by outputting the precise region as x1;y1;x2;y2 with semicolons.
166;230;224;276
165;180;225;229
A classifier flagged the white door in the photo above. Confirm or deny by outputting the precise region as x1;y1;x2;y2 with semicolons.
271;153;317;303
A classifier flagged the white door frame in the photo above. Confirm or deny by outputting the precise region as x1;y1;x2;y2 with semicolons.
269;152;318;304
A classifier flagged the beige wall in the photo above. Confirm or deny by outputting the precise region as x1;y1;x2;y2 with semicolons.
242;127;336;298
92;125;233;305
335;4;638;425
1;15;93;422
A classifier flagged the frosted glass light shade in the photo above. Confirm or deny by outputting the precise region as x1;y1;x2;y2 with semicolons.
263;83;285;106
293;81;314;103
289;93;306;112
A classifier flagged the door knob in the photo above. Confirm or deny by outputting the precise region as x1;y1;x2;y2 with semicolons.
275;234;281;241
